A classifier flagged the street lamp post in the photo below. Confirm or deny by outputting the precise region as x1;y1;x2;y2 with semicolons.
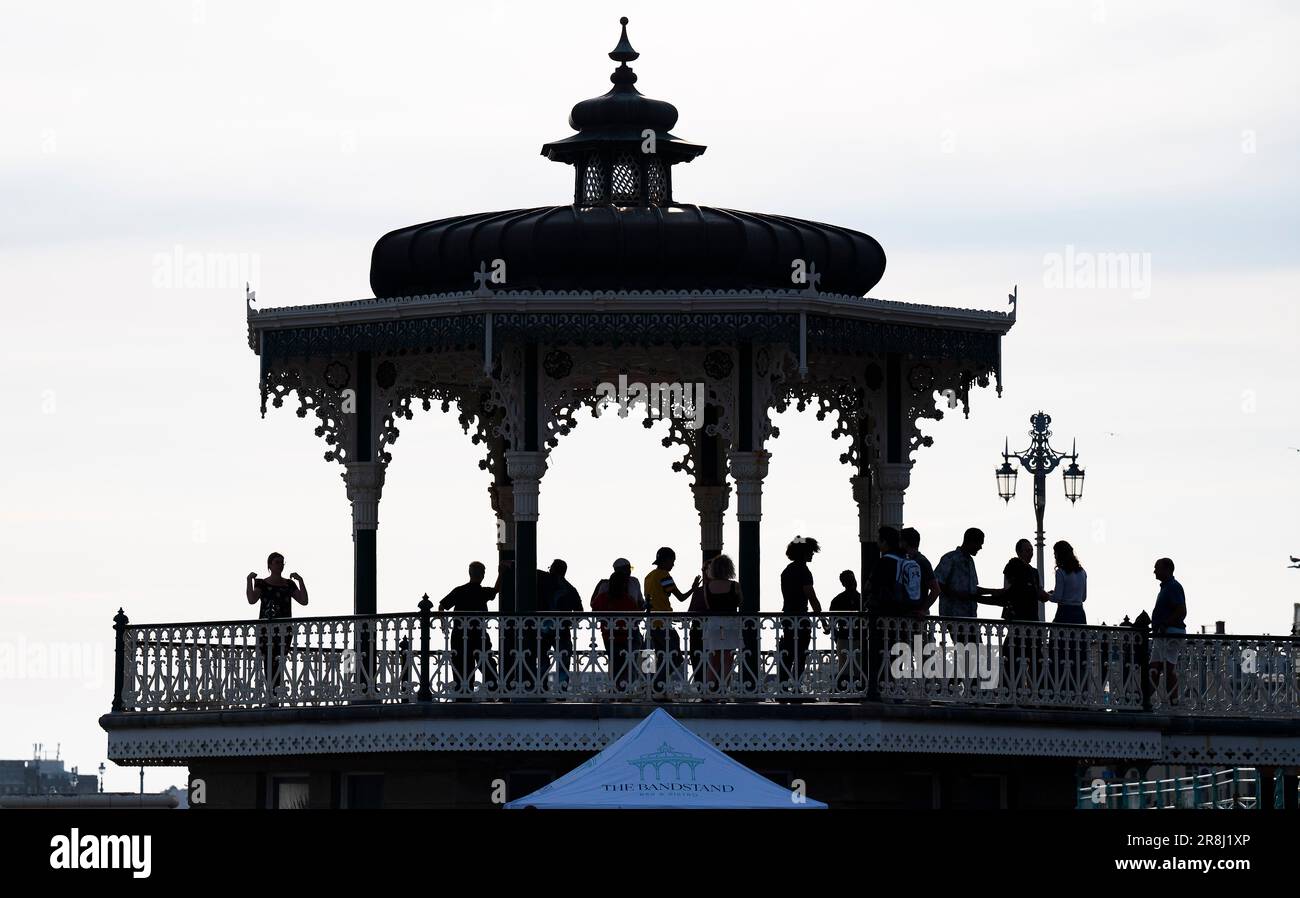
996;411;1085;620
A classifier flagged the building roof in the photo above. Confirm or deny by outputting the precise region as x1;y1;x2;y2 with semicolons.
368;18;888;299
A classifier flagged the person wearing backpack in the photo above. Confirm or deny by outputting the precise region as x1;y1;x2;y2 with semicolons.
901;528;940;616
865;527;911;698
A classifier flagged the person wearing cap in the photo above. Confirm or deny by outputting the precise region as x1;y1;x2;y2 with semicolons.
591;558;644;694
644;547;701;697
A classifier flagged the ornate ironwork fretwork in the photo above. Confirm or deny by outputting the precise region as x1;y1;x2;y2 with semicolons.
261;354;360;464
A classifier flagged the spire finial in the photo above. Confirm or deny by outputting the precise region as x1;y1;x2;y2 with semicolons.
610;16;639;64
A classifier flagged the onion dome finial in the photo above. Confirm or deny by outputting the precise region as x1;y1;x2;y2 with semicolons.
610;17;639;64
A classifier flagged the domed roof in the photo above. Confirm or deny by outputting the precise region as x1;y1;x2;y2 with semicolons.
371;205;885;297
369;18;886;299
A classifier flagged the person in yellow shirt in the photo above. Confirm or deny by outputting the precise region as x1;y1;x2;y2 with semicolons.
644;547;700;698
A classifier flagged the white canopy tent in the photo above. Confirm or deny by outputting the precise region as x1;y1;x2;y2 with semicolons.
505;708;828;809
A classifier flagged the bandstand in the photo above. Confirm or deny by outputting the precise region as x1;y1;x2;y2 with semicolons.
99;19;1300;810
248;16;1013;618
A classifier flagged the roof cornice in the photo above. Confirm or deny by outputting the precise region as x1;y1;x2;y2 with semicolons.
247;288;1016;353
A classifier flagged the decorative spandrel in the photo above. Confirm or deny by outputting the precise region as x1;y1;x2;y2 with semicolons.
772;352;885;470
528;344;739;481
373;349;499;473
261;354;365;465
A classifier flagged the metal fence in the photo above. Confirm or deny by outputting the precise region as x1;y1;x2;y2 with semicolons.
110;608;1300;717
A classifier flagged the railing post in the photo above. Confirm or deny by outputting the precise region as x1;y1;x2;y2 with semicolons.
398;636;412;698
112;608;128;712
418;593;433;702
1138;627;1152;711
1261;767;1277;810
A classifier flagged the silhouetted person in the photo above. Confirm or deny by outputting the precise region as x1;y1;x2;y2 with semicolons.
686;558;715;686
1045;540;1087;624
702;554;743;695
999;539;1048;691
865;527;915;698
829;570;862;692
1043;540;1087;682
537;559;582;691
1148;557;1186;706
644;547;699;697
592;559;640;694
440;561;500;699
901;527;940;614
246;552;308;696
936;528;994;618
999;539;1045;622
779;536;823;694
867;527;918;615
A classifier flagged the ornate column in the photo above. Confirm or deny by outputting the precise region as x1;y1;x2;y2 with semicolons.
876;461;913;529
691;483;731;560
489;478;515;613
728;450;769;611
342;461;385;615
505;450;547;613
851;471;874;584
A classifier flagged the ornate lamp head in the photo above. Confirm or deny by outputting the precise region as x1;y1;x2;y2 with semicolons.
996;438;1017;502
1062;439;1085;503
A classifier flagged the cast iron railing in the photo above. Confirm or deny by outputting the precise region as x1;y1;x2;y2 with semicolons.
109;607;1298;717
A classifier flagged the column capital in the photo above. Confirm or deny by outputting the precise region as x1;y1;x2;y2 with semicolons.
341;461;385;530
504;450;548;483
727;449;770;484
876;461;914;492
489;481;515;550
728;450;769;523
504;450;547;523
692;482;732;556
876;461;913;529
850;472;871;506
691;482;731;514
488;480;515;519
850;472;873;542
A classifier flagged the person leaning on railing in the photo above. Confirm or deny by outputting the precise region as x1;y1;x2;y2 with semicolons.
439;561;500;698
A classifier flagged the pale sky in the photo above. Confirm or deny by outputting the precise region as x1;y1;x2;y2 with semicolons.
1;0;1297;793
